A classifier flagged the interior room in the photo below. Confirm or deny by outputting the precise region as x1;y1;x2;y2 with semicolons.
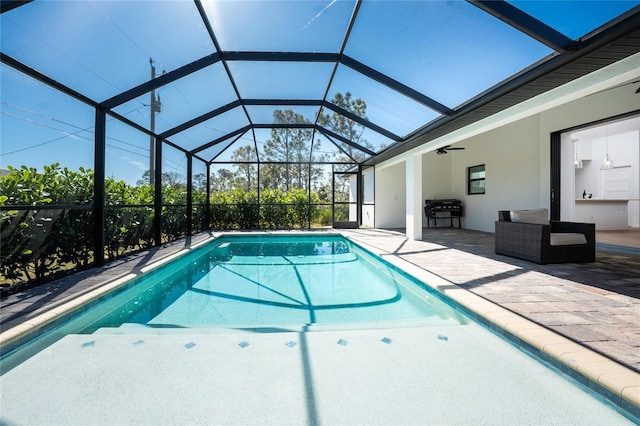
562;115;640;247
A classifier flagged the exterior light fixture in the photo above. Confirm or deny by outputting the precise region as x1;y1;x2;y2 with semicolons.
572;137;583;169
600;125;614;170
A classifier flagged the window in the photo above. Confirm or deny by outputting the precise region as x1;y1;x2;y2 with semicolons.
468;164;485;194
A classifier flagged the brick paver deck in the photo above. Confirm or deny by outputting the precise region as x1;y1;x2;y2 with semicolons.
342;228;640;372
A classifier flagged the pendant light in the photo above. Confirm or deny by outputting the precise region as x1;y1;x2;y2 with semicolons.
572;137;583;169
600;125;614;170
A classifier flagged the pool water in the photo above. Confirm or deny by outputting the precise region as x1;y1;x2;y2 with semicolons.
77;235;466;331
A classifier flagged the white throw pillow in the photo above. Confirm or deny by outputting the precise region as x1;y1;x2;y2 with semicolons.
550;233;588;246
510;208;549;225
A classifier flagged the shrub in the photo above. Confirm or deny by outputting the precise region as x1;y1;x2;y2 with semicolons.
1;164;332;287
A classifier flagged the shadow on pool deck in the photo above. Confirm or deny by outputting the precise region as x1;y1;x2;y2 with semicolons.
379;227;640;298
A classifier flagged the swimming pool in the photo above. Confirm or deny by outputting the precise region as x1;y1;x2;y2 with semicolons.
1;235;464;368
0;233;636;424
86;234;466;330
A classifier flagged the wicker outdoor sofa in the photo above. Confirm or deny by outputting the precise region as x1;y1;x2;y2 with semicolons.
495;209;596;264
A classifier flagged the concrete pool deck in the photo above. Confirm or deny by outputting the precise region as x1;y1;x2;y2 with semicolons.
1;228;639;424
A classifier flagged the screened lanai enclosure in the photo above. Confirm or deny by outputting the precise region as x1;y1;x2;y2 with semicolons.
2;0;639;287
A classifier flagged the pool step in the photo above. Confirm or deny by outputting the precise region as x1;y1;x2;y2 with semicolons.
92;317;465;335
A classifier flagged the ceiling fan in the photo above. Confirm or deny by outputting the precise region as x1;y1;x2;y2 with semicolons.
436;145;465;155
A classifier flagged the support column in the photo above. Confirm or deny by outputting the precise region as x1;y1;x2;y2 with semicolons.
186;154;193;236
205;162;211;230
357;164;363;226
93;108;106;266
153;137;163;246
406;153;423;241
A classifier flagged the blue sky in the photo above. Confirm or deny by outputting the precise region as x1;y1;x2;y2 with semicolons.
1;0;638;185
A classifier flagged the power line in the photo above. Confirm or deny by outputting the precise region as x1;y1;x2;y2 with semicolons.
1;110;150;157
1;111;94;155
89;0;153;60
2;106;187;176
0;101;149;134
4;108;208;176
1;115;147;160
1;101;90;130
105;143;149;159
3;16;123;93
172;85;199;116
3;100;147;133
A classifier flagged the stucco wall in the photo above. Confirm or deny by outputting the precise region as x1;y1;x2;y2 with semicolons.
362;167;375;227
374;161;406;228
449;116;542;232
454;84;638;233
417;116;541;232
421;152;452;227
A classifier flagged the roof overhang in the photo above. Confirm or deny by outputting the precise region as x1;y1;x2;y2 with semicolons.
367;11;640;166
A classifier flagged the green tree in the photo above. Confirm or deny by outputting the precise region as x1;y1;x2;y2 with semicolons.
231;145;258;192
262;110;316;191
210;168;236;192
193;173;207;192
318;92;374;166
136;170;186;189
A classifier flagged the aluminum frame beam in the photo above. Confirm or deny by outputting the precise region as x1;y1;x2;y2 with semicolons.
468;0;577;53
195;0;257;150
1;53;99;108
93;109;107;266
159;100;242;139
316;126;376;157
222;51;339;63
1;0;32;14
192;126;252;155
340;55;454;115
209;133;246;162
320;101;401;141
192;123;375;158
101;53;221;109
159;98;401;146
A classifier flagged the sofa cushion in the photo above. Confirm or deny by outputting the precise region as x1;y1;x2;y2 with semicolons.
510;208;548;225
550;233;588;246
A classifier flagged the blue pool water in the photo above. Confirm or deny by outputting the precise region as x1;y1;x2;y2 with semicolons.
76;235;465;331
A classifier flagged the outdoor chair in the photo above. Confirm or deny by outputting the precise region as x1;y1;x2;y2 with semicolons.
495;209;595;264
